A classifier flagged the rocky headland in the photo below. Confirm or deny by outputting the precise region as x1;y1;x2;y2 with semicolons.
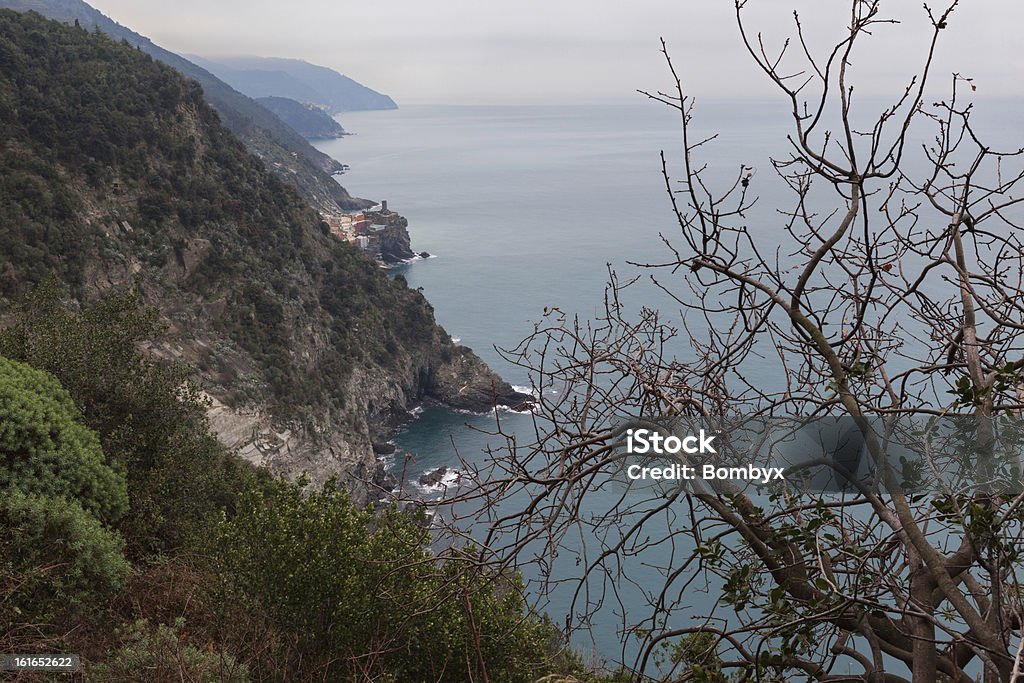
364;209;418;263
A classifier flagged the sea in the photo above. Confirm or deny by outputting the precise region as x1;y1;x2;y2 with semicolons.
314;99;1023;670
314;101;791;668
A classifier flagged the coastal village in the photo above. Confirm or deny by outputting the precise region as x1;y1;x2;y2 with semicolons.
321;200;425;265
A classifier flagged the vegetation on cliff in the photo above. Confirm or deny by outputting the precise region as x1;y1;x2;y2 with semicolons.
0;0;372;213
0;292;604;680
0;12;570;679
0;9;512;446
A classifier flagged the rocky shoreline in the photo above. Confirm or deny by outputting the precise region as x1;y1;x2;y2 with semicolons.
197;203;531;505
207;338;532;506
154;199;528;506
361;344;533;500
348;213;531;501
365;384;536;509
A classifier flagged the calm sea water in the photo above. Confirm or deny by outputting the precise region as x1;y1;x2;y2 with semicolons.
314;100;1022;668
317;102;790;381
316;102;791;665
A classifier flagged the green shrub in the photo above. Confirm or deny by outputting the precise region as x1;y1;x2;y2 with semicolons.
0;490;129;624
0;355;128;523
90;618;250;683
0;288;260;556
214;479;580;682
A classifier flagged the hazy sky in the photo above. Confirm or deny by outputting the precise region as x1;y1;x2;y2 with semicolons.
86;0;1023;105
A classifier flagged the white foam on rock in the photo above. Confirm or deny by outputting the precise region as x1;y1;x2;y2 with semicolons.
415;467;466;494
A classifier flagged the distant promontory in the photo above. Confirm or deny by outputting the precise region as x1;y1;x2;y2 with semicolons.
256;96;347;140
189;55;398;113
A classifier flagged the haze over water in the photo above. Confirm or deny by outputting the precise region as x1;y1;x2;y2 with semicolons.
317;102;790;378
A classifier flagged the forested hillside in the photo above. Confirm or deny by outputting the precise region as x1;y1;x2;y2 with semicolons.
0;11;595;681
0;0;372;214
0;10;525;488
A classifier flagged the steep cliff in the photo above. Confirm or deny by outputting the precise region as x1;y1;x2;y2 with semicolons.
0;12;528;496
366;210;417;263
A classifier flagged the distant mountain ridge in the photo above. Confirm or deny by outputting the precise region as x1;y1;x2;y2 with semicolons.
191;55;398;113
256;97;347;140
0;0;372;212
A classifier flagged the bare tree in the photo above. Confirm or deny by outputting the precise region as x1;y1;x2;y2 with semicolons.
425;1;1024;681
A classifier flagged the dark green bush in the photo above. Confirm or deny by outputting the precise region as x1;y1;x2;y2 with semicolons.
0;490;129;623
0;354;128;523
214;479;580;682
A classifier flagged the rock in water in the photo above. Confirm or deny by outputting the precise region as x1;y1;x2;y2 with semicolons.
418;467;449;487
